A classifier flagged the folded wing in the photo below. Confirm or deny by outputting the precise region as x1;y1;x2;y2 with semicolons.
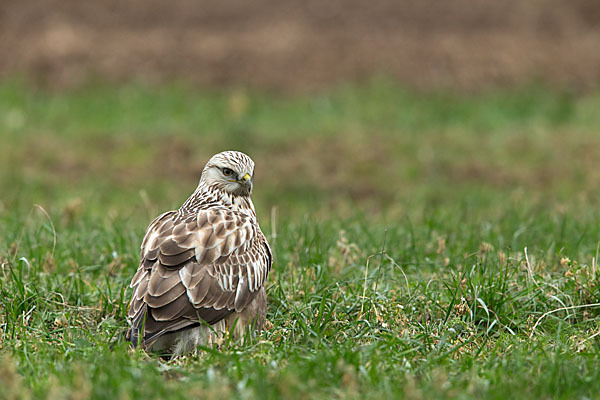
128;208;272;347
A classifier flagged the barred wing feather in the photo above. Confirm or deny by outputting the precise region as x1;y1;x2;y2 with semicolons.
128;208;272;347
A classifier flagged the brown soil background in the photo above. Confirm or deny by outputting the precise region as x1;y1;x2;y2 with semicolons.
1;0;600;91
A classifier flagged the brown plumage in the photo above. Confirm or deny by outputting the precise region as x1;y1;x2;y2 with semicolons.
127;151;272;355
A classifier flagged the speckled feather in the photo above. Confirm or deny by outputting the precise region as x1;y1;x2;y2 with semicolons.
127;151;272;352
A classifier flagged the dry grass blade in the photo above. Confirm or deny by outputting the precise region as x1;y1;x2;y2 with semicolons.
529;303;600;338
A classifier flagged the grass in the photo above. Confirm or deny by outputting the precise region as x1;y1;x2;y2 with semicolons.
1;79;600;399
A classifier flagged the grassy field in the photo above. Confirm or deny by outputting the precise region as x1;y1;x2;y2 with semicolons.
1;80;600;399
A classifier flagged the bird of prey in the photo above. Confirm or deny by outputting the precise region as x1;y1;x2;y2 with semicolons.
127;151;272;355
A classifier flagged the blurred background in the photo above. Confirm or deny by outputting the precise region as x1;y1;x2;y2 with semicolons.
1;0;600;220
3;3;600;397
2;0;600;91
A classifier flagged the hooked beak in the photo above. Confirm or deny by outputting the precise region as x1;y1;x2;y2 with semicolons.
238;173;252;184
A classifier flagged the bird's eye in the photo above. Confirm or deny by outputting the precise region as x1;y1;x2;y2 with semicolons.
222;168;234;177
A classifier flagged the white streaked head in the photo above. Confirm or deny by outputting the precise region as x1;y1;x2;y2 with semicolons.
200;151;255;197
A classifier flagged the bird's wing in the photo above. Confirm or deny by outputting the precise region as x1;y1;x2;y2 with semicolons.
128;208;272;347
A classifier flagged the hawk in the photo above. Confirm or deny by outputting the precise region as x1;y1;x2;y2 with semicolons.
127;151;272;355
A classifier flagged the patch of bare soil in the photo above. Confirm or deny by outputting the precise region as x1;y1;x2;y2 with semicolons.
1;0;600;91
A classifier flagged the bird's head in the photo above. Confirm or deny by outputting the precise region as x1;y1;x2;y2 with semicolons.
200;151;255;197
